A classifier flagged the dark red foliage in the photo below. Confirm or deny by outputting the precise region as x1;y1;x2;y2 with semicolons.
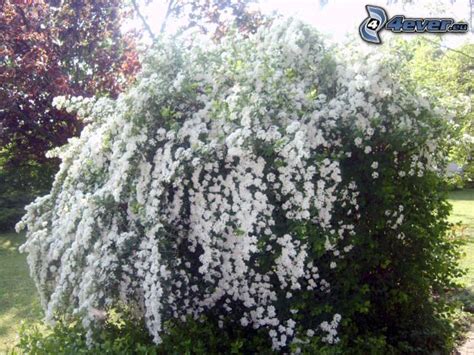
0;0;140;165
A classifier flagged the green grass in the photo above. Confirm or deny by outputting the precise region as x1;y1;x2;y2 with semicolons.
0;232;42;350
0;189;472;351
448;189;474;288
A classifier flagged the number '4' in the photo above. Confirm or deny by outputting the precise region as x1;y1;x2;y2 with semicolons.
367;19;379;30
386;16;403;32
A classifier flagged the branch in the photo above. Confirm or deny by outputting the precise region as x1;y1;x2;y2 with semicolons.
15;5;31;31
160;0;175;34
131;0;156;41
422;37;474;61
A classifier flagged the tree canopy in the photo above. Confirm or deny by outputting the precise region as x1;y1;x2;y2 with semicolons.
0;0;140;166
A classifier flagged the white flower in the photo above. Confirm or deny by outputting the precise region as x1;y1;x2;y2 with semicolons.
52;96;67;109
286;121;301;134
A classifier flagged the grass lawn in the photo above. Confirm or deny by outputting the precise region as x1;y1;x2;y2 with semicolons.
0;189;472;351
0;232;42;350
448;189;474;287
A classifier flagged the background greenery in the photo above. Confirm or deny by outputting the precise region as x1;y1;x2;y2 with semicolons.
0;150;56;232
450;189;474;315
398;39;474;185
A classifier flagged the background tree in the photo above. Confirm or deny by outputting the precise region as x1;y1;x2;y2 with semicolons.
394;38;474;186
0;0;140;166
166;0;270;39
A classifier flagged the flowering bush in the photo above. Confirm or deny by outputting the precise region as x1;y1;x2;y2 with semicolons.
17;19;463;352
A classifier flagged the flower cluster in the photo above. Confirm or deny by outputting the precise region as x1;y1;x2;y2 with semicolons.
17;19;447;350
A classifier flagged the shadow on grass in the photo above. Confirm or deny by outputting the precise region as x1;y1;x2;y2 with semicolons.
448;189;474;201
0;232;43;348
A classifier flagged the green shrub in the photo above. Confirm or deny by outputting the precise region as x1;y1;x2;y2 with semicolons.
17;19;464;353
0;155;55;232
16;313;273;354
446;174;465;190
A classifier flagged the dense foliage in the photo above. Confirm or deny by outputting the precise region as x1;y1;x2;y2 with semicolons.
0;0;139;166
0;154;55;231
394;39;474;186
17;20;463;353
16;312;273;354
